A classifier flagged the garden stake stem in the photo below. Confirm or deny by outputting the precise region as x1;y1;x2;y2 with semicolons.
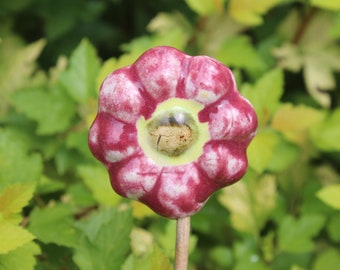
175;216;190;270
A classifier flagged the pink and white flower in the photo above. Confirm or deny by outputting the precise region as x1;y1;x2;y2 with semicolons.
89;46;257;218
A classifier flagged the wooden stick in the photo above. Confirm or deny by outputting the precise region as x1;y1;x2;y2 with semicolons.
174;216;191;270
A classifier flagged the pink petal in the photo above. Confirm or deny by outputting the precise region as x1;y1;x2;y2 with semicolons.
154;164;205;218
99;67;145;124
88;113;139;165
178;56;236;105
133;46;187;102
201;96;257;143
198;141;248;186
111;155;161;199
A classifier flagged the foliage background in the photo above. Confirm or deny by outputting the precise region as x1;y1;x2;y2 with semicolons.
1;0;340;269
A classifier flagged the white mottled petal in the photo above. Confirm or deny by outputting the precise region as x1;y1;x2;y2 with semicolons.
99;68;144;123
105;150;125;163
118;156;160;199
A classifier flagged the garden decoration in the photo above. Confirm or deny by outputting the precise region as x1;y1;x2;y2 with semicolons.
88;46;257;269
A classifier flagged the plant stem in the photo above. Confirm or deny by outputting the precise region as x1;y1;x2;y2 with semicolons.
174;216;191;270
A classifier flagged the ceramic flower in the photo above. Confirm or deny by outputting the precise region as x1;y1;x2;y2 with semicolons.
88;46;257;219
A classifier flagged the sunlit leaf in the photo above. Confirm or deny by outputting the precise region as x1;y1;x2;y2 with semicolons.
0;37;45;114
303;53;336;108
218;173;277;235
273;43;303;72
0;182;35;224
247;129;280;173
317;184;340;210
130;228;153;257
310;108;340;151
311;0;340;10
185;0;225;15
130;200;156;220
228;0;281;26
150;245;172;270
0;242;40;270
271;103;325;145
278;214;325;253
0;222;35;254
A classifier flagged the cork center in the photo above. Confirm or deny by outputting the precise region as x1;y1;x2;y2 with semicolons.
147;111;196;156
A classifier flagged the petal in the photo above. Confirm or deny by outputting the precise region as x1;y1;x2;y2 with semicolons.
198;142;248;186
155;164;204;218
112;155;161;199
180;56;237;105
88;113;139;165
99;67;145;124
203;96;257;142
133;46;186;102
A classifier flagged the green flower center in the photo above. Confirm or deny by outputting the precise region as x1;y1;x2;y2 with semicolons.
137;98;210;166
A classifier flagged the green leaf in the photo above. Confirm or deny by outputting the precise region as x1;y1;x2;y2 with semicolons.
247;129;281;174
327;213;340;242
36;174;65;195
73;207;133;270
28;203;80;248
228;0;281;26
66;130;93;158
241;68;284;125
310;108;340;151
218;173;277;235
0;241;40;270
67;182;96;207
217;36;267;76
0;222;35;254
60;39;100;103
77;165;121;206
316;184;340;210
266;139;300;172
185;0;225;15
10;85;76;135
0;182;35;224
208;246;233;269
122;244;172;270
233;238;270;270
278;214;325;253
0;128;42;190
313;249;340;270
311;0;340;10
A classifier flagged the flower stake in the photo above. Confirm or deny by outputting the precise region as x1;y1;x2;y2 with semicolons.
88;46;257;269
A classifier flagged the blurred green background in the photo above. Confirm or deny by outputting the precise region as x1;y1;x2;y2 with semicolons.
1;0;340;269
